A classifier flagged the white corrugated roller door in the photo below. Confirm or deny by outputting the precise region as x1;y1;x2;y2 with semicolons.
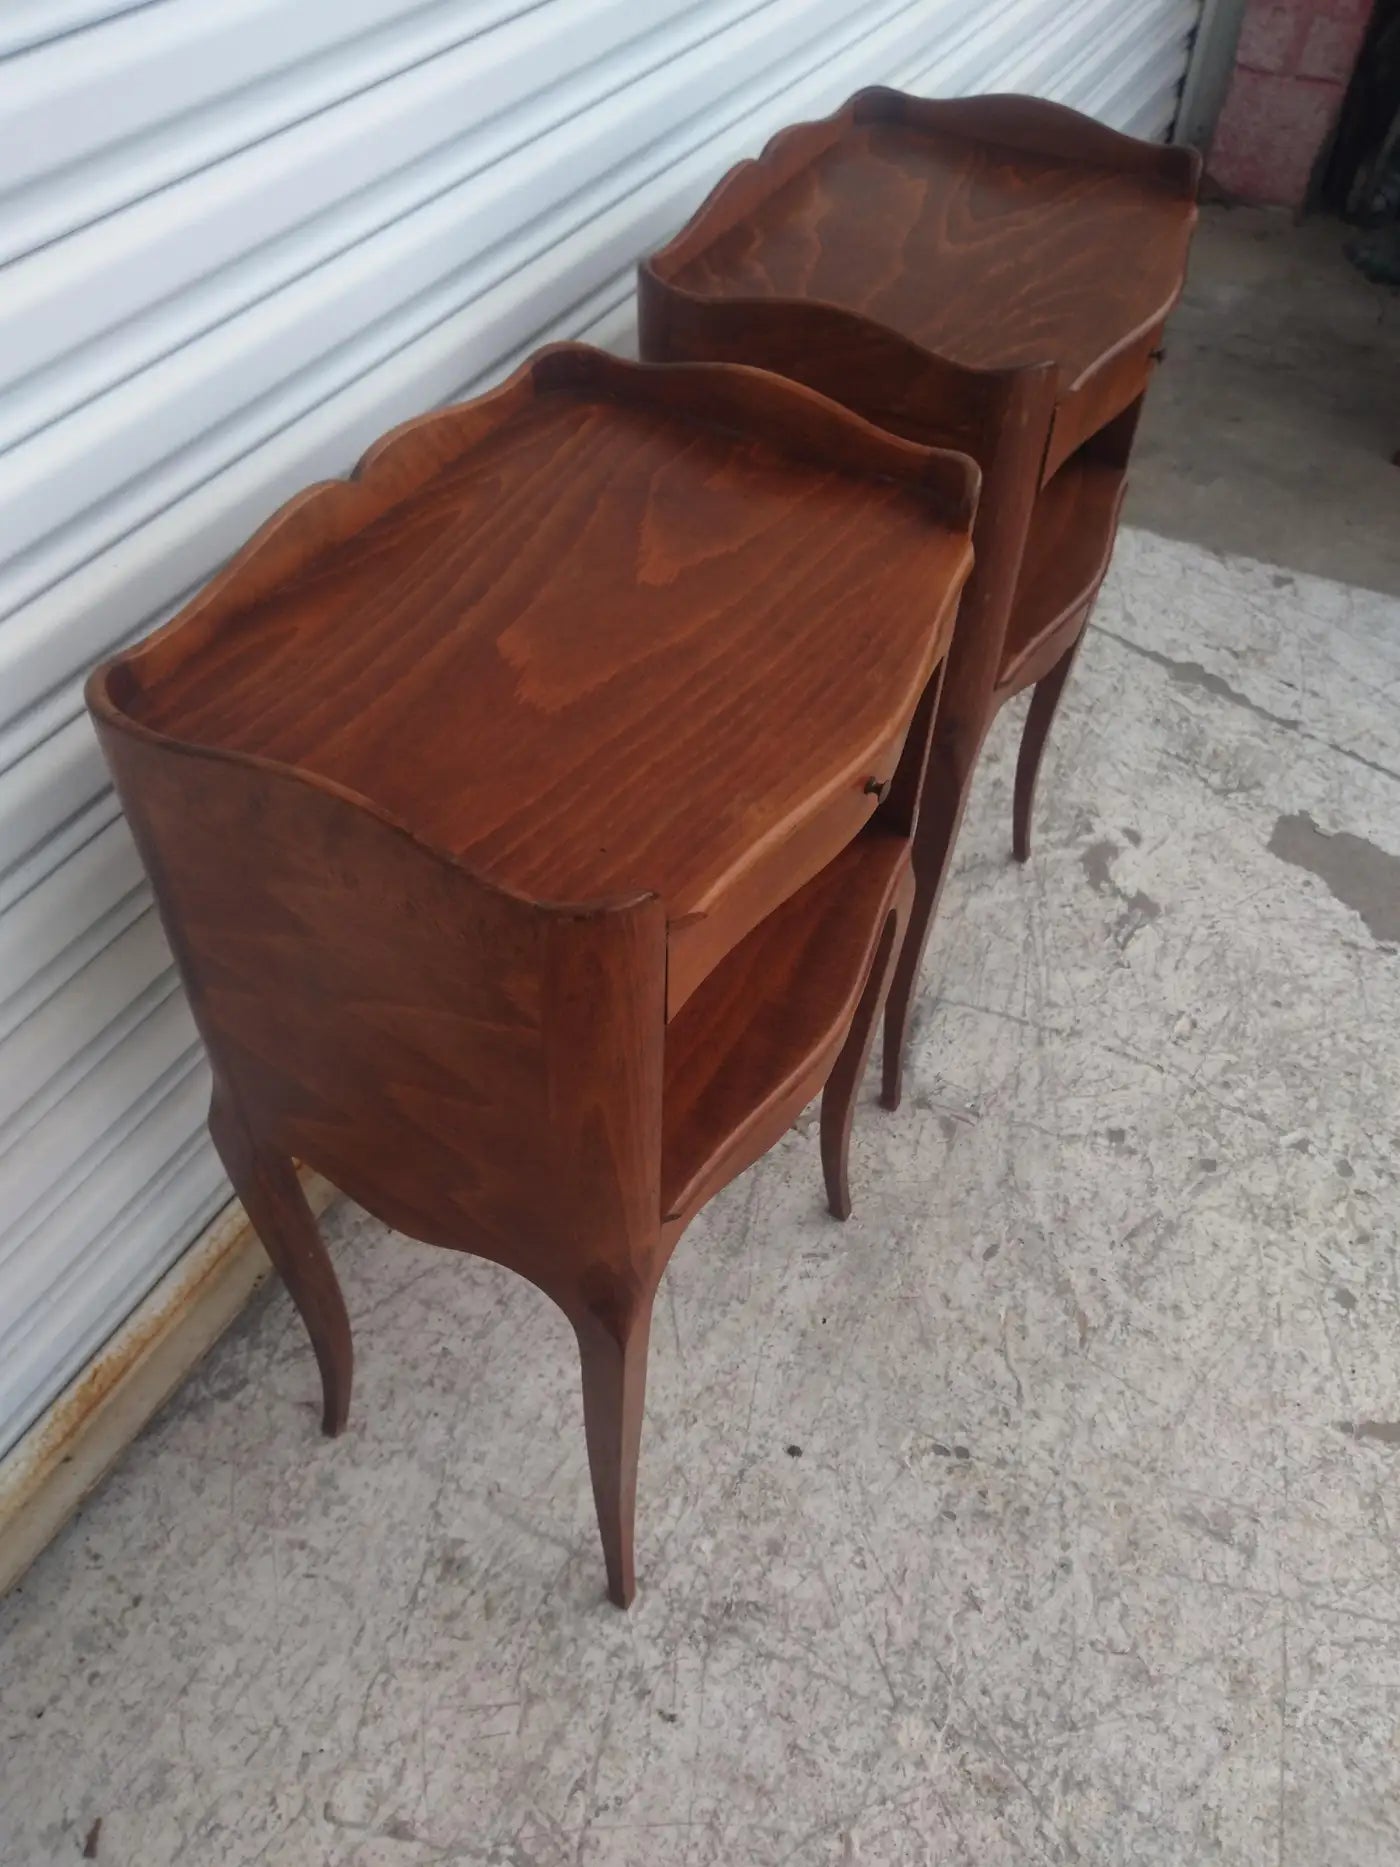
0;0;1201;1457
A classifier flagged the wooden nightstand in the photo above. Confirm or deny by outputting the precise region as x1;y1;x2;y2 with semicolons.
640;88;1200;1106
87;345;976;1607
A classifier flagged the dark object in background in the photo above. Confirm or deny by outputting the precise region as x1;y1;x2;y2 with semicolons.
1325;0;1400;228
1322;0;1400;283
1348;219;1400;283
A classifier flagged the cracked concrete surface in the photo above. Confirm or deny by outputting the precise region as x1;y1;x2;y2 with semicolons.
1;524;1397;1865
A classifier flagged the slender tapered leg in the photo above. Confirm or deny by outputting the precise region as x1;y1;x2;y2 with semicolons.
881;761;975;1112
574;1294;654;1609
208;1089;352;1436
881;890;929;1115
822;901;905;1221
1012;629;1083;864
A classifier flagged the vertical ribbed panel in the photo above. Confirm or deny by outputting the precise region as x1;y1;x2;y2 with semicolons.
0;0;1200;1455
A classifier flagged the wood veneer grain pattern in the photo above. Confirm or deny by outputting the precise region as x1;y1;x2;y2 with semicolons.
671;121;1193;384
129;394;966;915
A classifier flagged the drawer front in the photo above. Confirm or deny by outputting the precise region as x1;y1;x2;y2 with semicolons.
665;718;907;1019
1043;328;1161;484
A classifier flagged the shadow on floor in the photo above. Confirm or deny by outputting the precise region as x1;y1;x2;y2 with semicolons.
1129;204;1400;599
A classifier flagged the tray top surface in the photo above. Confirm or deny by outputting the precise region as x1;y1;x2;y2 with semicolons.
129;391;967;912
670;122;1195;384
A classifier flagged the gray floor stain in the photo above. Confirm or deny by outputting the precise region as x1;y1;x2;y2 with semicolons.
1097;624;1400;789
1113;891;1161;948
1267;812;1400;944
1178;1504;1236;1547
1094;627;1302;732
1080;839;1121;892
1338;1420;1400;1446
1079;838;1162;946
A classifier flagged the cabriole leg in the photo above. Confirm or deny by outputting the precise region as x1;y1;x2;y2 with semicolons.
208;1090;352;1437
1013;629;1083;864
881;768;971;1113
822;897;906;1221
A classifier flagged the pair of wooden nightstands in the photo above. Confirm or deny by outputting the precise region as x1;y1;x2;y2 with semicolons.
89;92;1199;1607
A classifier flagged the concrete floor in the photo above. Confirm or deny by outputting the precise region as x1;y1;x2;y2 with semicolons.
2;210;1399;1865
1129;205;1400;597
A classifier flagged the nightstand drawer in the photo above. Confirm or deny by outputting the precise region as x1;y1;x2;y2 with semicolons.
1043;327;1162;485
665;715;909;1020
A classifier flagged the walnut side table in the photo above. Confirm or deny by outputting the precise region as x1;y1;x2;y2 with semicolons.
87;345;976;1607
640;88;1200;1106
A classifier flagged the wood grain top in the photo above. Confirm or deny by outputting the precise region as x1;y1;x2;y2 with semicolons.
114;349;972;922
656;92;1199;389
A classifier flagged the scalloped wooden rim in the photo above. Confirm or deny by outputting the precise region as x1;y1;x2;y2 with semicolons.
642;86;1202;397
87;342;975;919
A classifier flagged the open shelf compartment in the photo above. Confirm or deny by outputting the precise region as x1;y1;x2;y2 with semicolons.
662;824;908;1225
996;448;1127;697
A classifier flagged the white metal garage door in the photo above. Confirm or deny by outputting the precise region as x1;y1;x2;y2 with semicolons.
0;0;1202;1458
